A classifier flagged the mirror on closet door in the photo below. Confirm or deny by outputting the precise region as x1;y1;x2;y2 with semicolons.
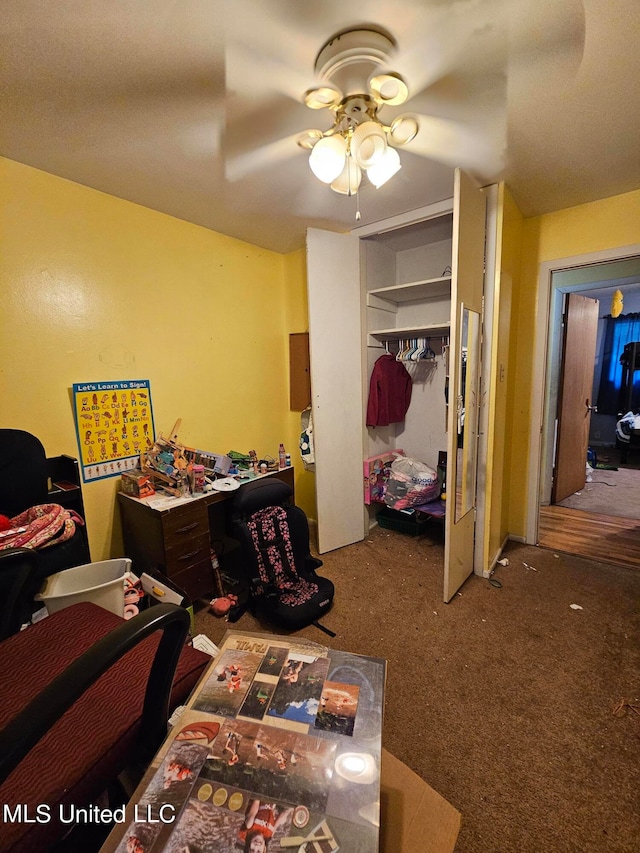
455;305;481;522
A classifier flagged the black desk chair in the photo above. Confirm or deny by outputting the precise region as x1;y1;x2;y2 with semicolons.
0;430;91;633
0;548;39;641
0;602;210;853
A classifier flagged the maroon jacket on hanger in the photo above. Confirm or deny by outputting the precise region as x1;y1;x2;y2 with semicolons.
366;353;413;426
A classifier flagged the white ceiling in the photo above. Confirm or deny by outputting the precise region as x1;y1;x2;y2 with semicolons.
2;0;639;254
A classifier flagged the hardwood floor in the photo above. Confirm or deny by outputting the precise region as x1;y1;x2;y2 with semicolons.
538;505;640;570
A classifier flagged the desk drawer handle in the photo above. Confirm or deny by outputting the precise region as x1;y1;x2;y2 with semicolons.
178;549;200;562
175;522;200;534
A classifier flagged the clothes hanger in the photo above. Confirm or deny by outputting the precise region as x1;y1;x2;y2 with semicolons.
415;337;428;361
404;338;414;361
423;339;436;361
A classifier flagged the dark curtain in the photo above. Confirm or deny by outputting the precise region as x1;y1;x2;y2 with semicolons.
596;313;640;415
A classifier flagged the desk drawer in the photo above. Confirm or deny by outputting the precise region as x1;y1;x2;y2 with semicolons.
162;504;208;546
165;533;210;575
170;559;215;601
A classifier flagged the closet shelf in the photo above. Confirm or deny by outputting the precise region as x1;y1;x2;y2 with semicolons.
367;276;451;311
368;321;451;346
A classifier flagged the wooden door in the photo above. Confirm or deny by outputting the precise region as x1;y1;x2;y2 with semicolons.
306;228;366;553
444;169;487;602
552;293;599;503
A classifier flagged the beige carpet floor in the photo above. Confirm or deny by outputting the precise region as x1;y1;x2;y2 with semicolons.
193;525;640;853
556;465;640;519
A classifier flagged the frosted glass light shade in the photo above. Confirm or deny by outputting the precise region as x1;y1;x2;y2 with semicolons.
304;86;342;109
367;146;401;188
297;128;324;150
389;114;419;146
351;121;387;168
309;135;347;183
369;72;409;106
331;158;362;194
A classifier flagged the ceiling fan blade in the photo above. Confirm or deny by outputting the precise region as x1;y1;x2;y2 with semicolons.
394;1;507;98
394;0;584;104
224;1;321;107
395;67;506;128
225;132;304;182
403;112;505;180
226;42;312;108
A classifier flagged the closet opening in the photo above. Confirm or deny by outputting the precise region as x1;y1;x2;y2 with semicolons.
362;216;454;540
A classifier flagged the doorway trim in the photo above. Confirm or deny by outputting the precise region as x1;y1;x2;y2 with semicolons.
526;243;640;545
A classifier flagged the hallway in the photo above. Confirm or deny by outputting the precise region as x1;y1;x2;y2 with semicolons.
538;504;640;570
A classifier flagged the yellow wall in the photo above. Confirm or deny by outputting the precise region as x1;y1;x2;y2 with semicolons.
1;157;312;560
507;187;640;536
6;153;638;561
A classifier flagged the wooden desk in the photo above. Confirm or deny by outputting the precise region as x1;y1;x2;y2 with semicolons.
117;468;294;601
101;629;386;853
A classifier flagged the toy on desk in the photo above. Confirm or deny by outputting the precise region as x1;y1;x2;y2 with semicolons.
226;450;279;475
137;420;232;498
172;449;188;471
121;469;155;498
140;433;191;497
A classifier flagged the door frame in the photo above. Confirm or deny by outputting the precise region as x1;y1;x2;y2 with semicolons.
526;244;640;544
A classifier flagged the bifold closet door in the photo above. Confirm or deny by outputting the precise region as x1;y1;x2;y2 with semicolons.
306;228;365;553
443;169;487;602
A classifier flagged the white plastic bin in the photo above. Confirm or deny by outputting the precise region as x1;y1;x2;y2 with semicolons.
35;558;132;617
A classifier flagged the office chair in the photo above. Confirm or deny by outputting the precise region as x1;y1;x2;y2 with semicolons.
0;429;91;567
0;430;92;627
0;548;40;641
0;601;210;853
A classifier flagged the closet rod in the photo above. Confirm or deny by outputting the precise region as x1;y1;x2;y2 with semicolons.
370;334;449;347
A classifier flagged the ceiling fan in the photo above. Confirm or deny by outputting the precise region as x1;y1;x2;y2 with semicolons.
223;2;585;211
296;27;424;197
224;18;510;199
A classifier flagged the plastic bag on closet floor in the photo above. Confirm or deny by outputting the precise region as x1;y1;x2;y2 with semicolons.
384;456;439;510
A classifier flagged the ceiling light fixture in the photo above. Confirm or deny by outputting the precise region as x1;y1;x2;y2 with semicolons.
298;28;419;200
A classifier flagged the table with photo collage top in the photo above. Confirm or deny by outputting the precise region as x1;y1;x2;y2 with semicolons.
101;630;387;853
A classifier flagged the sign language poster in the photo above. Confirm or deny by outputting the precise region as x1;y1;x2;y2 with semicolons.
72;379;155;482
